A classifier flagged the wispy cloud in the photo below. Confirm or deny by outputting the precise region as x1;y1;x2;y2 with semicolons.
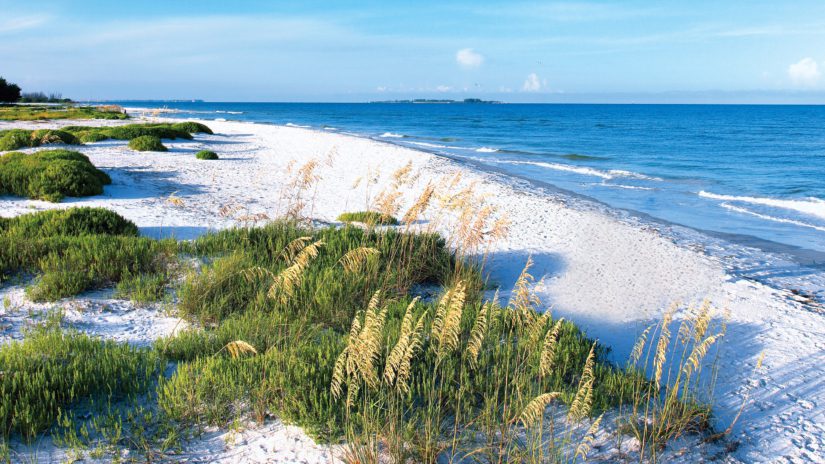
472;1;662;22
0;14;50;34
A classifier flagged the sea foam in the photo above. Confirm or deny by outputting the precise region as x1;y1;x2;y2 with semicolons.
720;203;825;232
700;191;825;220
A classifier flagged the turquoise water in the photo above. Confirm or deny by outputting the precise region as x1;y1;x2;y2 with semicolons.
114;102;825;258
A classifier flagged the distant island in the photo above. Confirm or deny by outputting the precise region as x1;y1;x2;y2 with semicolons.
370;98;502;104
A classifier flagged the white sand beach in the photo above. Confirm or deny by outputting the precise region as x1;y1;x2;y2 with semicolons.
1;116;823;462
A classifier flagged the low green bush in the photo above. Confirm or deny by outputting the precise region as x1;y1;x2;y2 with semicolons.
115;271;168;304
178;222;458;330
337;211;399;225
0;208;174;301
0;321;161;440
0;122;211;151
75;130;108;143
109;125;191;141
171;122;213;134
0;207;138;238
0;129;80;151
61;122;208;141
195;150;219;160
177;253;266;325
0;149;111;201
0;129;30;151
128;135;167;152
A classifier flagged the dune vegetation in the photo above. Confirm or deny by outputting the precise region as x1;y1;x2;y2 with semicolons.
0;104;128;121
0;156;726;463
0;193;725;462
195;149;219;160
0;128;80;151
0;149;111;202
128;135;167;152
338;211;399;226
0;122;213;151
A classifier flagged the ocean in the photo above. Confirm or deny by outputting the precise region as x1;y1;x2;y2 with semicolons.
112;102;825;262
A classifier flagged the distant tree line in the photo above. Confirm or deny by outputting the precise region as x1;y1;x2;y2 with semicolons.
19;92;72;103
0;76;72;103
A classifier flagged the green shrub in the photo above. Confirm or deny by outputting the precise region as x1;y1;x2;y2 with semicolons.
337;211;399;225
0;129;31;151
128;135;167;152
157;318;344;435
29;129;79;146
178;253;266;325
76;130;108;143
0;322;161;440
0;149;111;201
0;208;173;301
0;129;80;151
178;222;458;330
19;236;176;301
171;122;213;134
115;271;168;304
0;207;138;238
195;150;219;160
109;125;191;141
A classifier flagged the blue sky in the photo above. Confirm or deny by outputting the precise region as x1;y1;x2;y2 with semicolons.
2;0;825;102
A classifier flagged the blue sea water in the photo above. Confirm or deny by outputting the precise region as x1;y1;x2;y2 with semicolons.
113;102;825;260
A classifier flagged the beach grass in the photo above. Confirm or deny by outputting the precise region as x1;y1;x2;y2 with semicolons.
0;205;722;462
0;149;111;202
0;104;128;121
337;211;399;226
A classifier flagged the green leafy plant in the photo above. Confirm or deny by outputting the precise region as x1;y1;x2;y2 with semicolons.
0;149;110;201
338;211;399;226
128;135;167;152
0;128;80;151
195;150;219;160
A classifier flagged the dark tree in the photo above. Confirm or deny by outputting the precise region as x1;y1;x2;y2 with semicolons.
0;77;22;103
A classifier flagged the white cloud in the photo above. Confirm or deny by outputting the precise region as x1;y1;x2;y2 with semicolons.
522;73;546;92
788;57;821;86
456;48;484;69
436;85;452;92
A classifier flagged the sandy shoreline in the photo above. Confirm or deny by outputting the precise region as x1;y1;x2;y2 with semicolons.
1;116;823;462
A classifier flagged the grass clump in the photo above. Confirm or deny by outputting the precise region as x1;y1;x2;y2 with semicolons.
0;208;175;300
115;271;169;304
338;211;399;226
0;319;161;440
61;122;210;142
171;121;213;134
0;149;111;201
0;128;80;151
195;150;219;160
128;135;167;152
0;207;138;238
0;105;128;121
0;122;212;151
